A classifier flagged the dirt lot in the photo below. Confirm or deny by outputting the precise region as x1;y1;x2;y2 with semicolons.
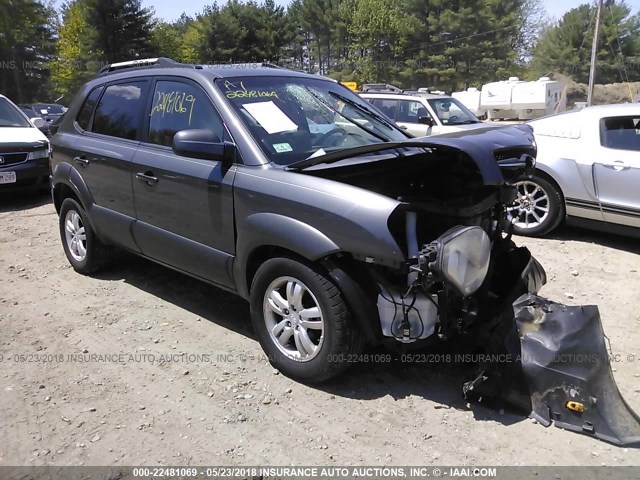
1;192;640;467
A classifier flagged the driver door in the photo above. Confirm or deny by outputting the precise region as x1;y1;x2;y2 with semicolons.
594;115;640;228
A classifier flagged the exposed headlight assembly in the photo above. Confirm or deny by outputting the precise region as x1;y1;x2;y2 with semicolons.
28;148;49;160
421;226;491;297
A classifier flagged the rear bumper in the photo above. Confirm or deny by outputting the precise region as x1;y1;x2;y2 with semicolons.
0;158;49;191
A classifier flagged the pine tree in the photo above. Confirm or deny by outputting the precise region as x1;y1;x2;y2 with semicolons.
531;0;640;84
83;0;156;63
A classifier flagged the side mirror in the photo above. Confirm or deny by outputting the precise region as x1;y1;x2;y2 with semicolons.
418;116;434;127
172;129;236;165
32;117;45;129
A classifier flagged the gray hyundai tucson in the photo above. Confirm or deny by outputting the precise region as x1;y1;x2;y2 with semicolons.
49;58;640;445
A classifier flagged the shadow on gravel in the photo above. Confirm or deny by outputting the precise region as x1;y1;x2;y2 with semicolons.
93;252;254;339
0;189;51;213
316;346;526;427
547;224;640;255
94;252;523;428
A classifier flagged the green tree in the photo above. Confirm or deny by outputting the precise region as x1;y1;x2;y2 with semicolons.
292;0;345;74
530;1;640;83
83;0;156;63
0;0;56;102
342;0;416;83
150;21;184;60
49;0;97;100
400;0;531;90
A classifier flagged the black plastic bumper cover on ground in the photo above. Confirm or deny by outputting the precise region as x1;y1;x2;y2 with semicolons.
514;294;640;447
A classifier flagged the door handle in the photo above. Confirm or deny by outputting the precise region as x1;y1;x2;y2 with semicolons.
136;172;158;186
600;160;629;171
73;156;89;167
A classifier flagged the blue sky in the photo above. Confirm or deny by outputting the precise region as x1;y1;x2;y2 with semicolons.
141;0;640;21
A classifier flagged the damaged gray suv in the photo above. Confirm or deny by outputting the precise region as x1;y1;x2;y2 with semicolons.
50;58;640;446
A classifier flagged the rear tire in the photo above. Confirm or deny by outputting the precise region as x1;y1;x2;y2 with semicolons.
507;174;564;237
59;198;113;274
250;257;362;383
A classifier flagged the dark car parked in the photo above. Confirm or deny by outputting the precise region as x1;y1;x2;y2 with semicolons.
19;107;51;136
49;58;640;445
20;103;65;132
0;94;50;192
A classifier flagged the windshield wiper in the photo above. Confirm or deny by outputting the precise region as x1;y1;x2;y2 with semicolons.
302;87;390;143
286;141;435;171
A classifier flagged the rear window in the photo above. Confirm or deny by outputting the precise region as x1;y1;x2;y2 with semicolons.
600;116;640;152
33;104;65;115
76;87;103;131
92;82;147;140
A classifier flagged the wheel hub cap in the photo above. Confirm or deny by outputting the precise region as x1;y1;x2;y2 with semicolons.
507;181;551;230
263;276;325;362
64;210;87;262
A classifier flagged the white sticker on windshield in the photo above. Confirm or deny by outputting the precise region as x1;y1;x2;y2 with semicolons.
273;142;293;153
308;148;326;159
243;101;298;134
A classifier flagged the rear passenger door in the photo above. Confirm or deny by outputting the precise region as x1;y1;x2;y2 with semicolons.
69;80;149;251
131;78;237;288
594;115;640;228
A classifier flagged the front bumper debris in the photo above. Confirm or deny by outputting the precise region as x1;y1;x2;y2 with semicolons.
514;294;640;447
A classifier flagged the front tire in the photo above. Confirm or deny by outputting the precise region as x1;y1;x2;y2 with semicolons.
59;198;113;274
507;174;564;237
250;257;362;383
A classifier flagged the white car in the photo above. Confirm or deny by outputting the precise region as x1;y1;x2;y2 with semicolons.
360;92;491;137
0;94;50;191
508;104;640;237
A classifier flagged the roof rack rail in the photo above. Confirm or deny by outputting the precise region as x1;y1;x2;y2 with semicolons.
97;57;200;77
361;83;404;93
202;61;283;69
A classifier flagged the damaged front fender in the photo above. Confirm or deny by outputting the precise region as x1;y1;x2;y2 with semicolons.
515;294;640;447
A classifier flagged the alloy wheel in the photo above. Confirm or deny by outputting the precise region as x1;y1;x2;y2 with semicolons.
507;180;551;230
263;276;325;362
64;209;87;262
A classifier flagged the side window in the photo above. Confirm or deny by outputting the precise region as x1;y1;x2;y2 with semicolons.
148;80;224;147
601;116;640;152
76;87;103;131
397;100;430;123
371;99;399;121
93;81;147;140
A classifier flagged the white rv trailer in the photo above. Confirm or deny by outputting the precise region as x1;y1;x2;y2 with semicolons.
511;76;566;120
479;76;523;120
451;87;485;118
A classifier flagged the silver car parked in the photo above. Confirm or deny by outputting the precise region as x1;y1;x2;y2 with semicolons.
508;104;640;237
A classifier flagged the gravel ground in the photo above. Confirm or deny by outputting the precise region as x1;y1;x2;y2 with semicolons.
1;191;640;466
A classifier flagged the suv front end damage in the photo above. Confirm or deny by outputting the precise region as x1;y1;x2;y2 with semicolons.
307;129;640;446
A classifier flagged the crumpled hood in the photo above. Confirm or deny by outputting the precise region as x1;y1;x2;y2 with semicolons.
410;124;536;184
293;124;535;187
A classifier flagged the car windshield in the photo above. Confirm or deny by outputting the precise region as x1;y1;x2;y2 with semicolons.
427;97;480;126
217;76;407;165
0;98;31;128
33;104;65;115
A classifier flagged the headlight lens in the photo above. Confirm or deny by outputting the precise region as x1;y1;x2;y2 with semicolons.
434;226;491;297
28;148;49;160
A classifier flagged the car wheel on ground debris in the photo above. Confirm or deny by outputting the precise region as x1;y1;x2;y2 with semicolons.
507;173;564;237
59;198;113;274
250;257;362;383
